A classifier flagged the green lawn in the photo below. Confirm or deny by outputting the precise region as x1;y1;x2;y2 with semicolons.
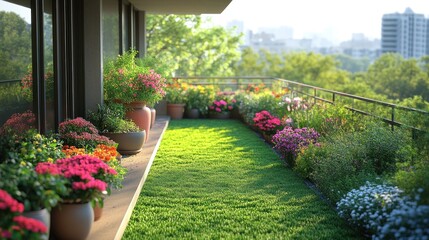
123;120;361;239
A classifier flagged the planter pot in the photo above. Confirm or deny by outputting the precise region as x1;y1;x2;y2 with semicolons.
209;111;231;119
167;103;186;120
186;108;200;119
103;131;145;155
124;101;151;143
93;199;104;222
51;202;94;240
150;108;156;128
23;208;50;240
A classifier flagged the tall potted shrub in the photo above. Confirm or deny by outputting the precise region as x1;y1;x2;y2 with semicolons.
103;50;167;142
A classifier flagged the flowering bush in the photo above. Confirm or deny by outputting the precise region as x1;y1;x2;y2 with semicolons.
2;132;64;165
0;189;48;239
185;85;216;115
272;126;319;166
208;99;234;113
58;117;115;151
253;110;282;134
165;80;188;104
36;155;117;204
0;111;35;136
337;182;429;238
104;50;166;105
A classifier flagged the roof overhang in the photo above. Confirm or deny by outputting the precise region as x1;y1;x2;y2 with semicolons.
128;0;232;14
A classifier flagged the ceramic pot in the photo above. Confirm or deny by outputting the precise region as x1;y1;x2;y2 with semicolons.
23;208;50;240
209;111;231;119
93;199;104;222
51;202;94;240
167;103;186;120
150;108;156;128
103;131;145;155
186;108;200;119
125;101;151;142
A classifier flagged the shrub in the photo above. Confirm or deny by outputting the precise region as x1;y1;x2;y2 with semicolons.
337;182;429;239
394;160;429;205
88;103;139;133
272;126;319;166
294;143;325;179
253;110;282;135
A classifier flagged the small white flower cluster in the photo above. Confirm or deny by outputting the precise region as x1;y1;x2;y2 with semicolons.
337;182;429;239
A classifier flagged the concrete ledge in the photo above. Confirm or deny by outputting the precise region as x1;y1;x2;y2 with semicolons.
88;116;170;240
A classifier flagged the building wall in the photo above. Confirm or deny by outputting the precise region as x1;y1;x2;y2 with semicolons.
381;8;428;59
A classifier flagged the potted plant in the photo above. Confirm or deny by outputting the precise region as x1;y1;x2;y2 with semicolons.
103;50;167;141
36;155;118;240
208;99;235;119
165;80;187;120
0;189;48;239
88;103;145;155
185;85;216;119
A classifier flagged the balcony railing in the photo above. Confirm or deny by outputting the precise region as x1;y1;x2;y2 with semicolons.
175;76;429;134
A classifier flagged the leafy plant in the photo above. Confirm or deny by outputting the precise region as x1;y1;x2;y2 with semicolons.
165;80;187;104
185;85;216;115
88;103;139;133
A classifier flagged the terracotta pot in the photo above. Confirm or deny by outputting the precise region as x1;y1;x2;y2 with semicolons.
186;108;200;119
103;131;145;155
150;108;156;128
124;101;151;143
23;208;50;240
51;202;94;240
209;111;231;119
93;199;104;222
167;103;186;120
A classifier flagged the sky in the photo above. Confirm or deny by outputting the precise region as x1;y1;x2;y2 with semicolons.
203;0;429;43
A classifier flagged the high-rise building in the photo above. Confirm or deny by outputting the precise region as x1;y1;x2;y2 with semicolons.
381;8;428;58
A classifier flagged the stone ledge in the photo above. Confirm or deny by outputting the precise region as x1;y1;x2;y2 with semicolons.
88;116;170;240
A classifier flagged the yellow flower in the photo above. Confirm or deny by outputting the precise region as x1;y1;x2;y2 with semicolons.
37;148;42;152
47;158;53;163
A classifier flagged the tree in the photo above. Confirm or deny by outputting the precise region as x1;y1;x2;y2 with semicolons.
0;11;31;80
146;15;242;77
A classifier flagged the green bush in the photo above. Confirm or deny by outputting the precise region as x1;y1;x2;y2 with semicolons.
394;160;429;205
295;143;326;179
238;91;283;125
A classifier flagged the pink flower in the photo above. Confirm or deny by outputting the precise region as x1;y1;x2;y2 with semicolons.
0;190;24;213
209;106;215;110
13;216;47;233
228;106;233;110
215;107;221;112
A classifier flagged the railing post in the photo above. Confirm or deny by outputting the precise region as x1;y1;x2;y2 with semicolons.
332;93;336;104
313;89;317;104
391;106;395;131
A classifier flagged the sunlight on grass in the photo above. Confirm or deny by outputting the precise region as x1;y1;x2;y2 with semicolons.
123;119;361;239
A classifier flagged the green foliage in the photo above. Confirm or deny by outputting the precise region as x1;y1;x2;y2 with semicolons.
295;143;326;179
238;91;284;125
87;103;139;133
146;15;241;77
3;131;65;165
0;11;31;80
393;160;429;205
333;54;370;73
123;120;361;239
0;163;67;211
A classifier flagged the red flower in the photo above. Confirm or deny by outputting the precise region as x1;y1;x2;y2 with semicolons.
0;190;24;213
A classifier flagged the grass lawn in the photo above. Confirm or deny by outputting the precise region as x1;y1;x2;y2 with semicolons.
123;119;362;239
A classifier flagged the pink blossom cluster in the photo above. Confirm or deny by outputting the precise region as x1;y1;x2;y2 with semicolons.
36;155;117;199
0;111;36;136
138;70;167;97
272;126;320;157
0;190;24;213
59;118;115;149
253;111;282;133
209;99;234;113
0;189;47;238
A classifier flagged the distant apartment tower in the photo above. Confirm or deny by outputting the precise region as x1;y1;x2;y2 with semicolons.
381;8;428;58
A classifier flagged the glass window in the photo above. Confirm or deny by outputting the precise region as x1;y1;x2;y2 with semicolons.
0;0;34;131
45;0;54;131
103;0;120;62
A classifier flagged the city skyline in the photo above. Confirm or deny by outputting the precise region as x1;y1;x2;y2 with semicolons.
204;0;429;44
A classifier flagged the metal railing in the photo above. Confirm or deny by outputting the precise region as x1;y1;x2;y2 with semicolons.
174;76;429;133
